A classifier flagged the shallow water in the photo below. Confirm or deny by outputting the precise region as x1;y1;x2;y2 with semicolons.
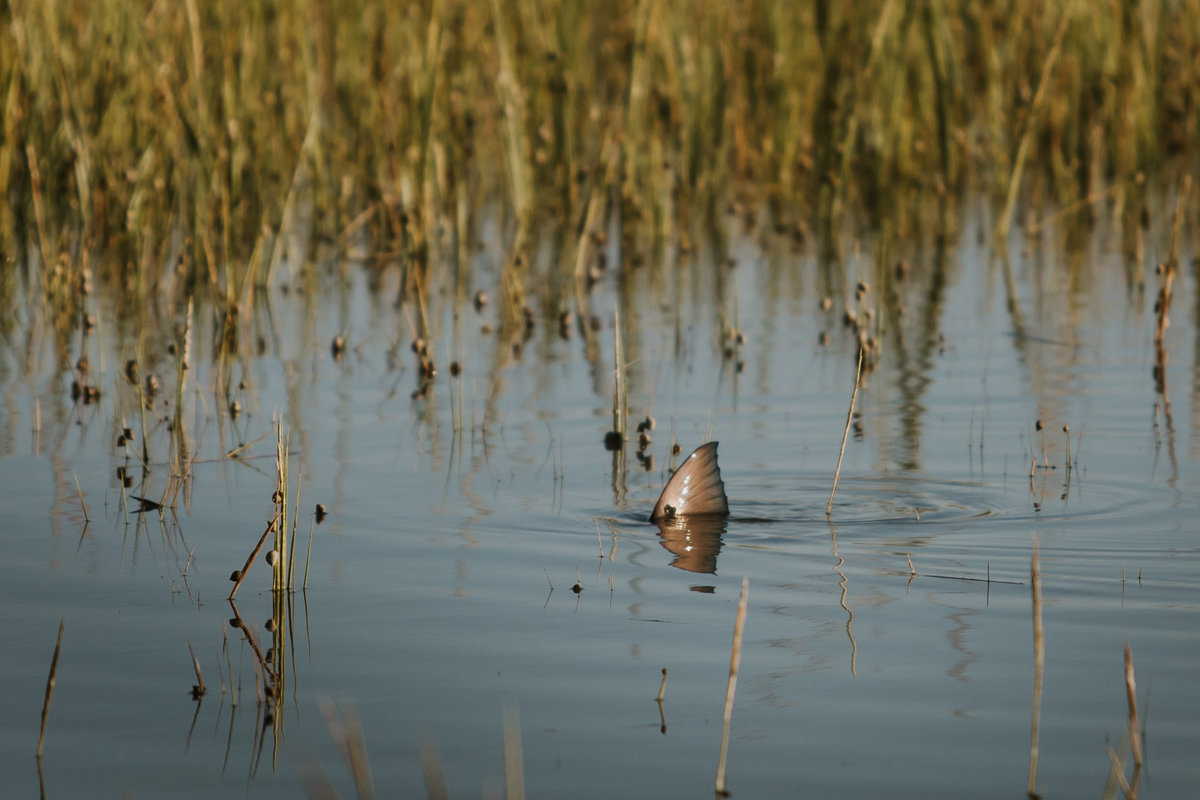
2;206;1198;798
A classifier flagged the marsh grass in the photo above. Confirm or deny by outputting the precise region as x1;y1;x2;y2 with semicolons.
7;1;1199;296
8;2;1199;471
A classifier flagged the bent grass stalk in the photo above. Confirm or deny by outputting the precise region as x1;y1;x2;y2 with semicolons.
72;472;88;523
827;347;864;517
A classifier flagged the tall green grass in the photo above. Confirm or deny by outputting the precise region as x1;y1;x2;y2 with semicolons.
4;0;1198;289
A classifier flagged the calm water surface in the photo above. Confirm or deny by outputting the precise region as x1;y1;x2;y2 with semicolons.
1;207;1198;798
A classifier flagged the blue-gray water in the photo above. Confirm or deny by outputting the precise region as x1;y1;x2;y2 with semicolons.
1;206;1198;798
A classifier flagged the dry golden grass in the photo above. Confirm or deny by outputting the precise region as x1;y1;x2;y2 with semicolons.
5;0;1198;291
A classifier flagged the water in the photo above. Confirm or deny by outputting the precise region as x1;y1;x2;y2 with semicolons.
1;206;1198;798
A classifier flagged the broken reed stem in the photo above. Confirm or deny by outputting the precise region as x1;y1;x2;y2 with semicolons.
1028;538;1045;799
36;619;65;759
187;638;206;699
827;347;864;517
657;668;668;702
715;577;750;796
229;513;280;600
503;703;526;800
1124;643;1143;768
72;472;88;522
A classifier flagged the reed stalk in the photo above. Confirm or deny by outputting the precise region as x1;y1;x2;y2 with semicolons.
715;577;749;796
228;514;278;600
996;7;1073;244
187;639;206;699
36;619;65;759
1124;643;1143;768
827;347;864;517
274;422;290;594
1028;537;1044;799
419;739;450;800
503;703;526;800
72;472;88;522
